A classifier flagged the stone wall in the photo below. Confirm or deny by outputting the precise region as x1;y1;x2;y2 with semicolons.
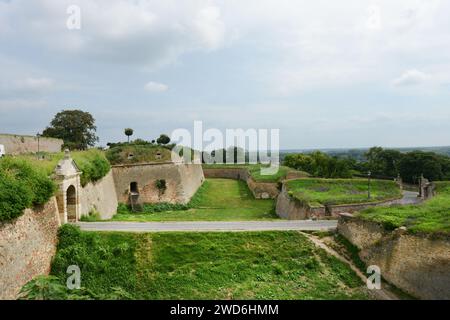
276;185;326;220
327;197;402;216
0;198;61;300
112;163;204;205
338;214;450;300
203;168;280;199
79;171;118;219
0;134;63;155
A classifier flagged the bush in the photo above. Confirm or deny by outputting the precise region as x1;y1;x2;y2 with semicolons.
117;202;190;214
0;158;56;222
72;149;110;186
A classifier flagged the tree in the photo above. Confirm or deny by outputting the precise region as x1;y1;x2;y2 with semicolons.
398;151;444;183
365;147;402;177
124;128;134;143
156;134;171;145
42;110;98;150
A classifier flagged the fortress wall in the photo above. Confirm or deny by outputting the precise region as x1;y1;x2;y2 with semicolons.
275;185;326;220
112;162;204;204
0;197;61;300
79;171;118;219
203;168;249;181
177;164;205;203
338;214;450;300
0;134;63;155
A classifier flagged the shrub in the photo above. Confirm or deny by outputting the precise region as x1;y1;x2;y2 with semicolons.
72;149;110;186
0;158;56;222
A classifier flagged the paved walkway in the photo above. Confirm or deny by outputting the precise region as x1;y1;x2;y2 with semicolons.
397;190;421;205
77;220;338;232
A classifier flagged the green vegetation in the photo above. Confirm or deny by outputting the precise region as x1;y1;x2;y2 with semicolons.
16;149;110;186
284;151;355;178
0;157;55;222
42;109;98;150
44;225;368;300
106;144;172;165
285;178;401;206
358;182;450;233
113;179;277;221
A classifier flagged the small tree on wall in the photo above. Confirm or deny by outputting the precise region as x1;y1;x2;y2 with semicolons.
124;128;134;143
156;134;170;145
155;179;167;199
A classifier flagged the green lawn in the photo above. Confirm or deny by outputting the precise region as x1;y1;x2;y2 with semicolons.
358;182;450;233
112;178;277;221
49;225;369;300
286;178;402;206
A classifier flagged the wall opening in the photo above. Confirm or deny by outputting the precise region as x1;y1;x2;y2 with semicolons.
130;182;139;194
66;185;77;221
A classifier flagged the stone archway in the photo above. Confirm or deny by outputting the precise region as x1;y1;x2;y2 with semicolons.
66;185;77;221
53;150;81;224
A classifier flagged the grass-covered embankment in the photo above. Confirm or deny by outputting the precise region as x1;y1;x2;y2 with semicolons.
16;149;110;186
285;178;402;207
106;145;172;165
112;178;277;221
44;225;369;300
358;182;450;233
0;157;55;222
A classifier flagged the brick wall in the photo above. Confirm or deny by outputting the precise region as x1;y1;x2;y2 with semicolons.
0;197;61;300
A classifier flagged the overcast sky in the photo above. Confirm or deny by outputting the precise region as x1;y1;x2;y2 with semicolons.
0;0;449;149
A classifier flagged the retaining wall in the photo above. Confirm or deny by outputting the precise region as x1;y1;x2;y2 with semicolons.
112;163;204;204
0;197;61;300
276;185;326;219
338;214;450;300
0;134;63;155
79;171;118;219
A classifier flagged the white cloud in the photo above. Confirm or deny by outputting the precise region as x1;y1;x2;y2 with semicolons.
0;0;228;69
16;77;55;92
392;69;430;87
0;99;48;111
144;81;169;92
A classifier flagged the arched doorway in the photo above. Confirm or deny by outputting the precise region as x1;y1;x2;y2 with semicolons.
66;185;77;221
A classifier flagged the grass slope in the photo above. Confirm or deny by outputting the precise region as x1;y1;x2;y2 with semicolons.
286;178;401;206
15;149;110;186
112;178;277;221
358;182;450;233
51;226;369;300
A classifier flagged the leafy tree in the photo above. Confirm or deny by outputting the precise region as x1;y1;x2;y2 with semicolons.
365;147;402;177
156;134;171;145
398;151;444;183
42;110;98;150
283;151;352;178
124;128;134;143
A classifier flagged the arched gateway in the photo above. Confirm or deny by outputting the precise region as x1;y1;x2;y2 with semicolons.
53;149;81;223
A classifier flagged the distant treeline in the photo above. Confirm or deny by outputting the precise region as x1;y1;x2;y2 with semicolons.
283;147;450;184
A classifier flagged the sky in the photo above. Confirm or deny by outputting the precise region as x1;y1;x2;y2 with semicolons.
0;0;449;150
